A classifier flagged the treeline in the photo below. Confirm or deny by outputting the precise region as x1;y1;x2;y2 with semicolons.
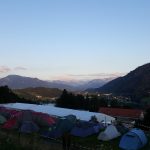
56;89;108;112
0;86;38;104
56;89;142;112
143;108;150;126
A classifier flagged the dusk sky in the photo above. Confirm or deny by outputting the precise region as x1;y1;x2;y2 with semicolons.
0;0;150;80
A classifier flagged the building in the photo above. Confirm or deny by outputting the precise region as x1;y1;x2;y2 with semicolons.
99;107;144;121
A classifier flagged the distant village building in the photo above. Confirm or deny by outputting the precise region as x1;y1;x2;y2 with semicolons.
36;95;42;99
99;107;143;121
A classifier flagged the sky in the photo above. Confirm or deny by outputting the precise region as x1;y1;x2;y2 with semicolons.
0;0;150;80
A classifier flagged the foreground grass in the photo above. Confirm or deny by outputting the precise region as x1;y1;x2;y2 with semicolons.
0;129;150;150
72;132;150;150
0;130;62;150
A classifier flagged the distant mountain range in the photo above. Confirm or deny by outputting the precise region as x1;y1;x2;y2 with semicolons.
92;63;150;101
76;78;114;90
0;75;114;91
52;78;113;90
0;75;73;90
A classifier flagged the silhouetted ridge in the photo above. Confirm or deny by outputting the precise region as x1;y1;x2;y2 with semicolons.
96;63;150;101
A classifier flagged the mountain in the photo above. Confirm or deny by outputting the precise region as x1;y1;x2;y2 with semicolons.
51;80;88;87
77;78;114;90
95;63;150;100
14;87;62;101
0;75;73;90
52;78;114;91
0;75;115;91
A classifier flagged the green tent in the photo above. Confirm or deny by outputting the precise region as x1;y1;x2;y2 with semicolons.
0;115;7;124
48;115;76;133
55;115;76;133
56;119;75;133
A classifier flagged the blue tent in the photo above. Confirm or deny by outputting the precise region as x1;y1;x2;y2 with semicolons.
71;121;104;137
119;128;147;150
19;121;39;133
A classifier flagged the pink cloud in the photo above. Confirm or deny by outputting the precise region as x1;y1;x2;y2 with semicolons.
14;66;27;71
68;72;126;79
0;66;11;73
0;66;27;75
48;72;126;81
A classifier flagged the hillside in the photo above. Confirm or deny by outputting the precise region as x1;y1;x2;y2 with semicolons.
96;63;150;101
14;87;62;101
0;75;73;90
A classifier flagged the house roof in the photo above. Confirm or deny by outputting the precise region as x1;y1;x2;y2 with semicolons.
99;107;143;119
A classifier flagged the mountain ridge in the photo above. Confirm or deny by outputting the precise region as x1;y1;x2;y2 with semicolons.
0;75;113;91
94;63;150;101
0;75;73;90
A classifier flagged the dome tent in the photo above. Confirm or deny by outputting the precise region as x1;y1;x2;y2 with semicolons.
40;115;76;138
119;128;147;150
0;115;7;124
71;120;104;137
98;125;121;141
17;110;39;133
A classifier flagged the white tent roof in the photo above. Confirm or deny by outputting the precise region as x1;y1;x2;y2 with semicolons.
1;103;115;123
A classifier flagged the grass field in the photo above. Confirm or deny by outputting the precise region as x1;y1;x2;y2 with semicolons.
71;133;150;150
0;129;150;150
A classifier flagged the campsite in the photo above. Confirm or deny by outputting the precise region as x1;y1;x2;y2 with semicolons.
1;0;150;149
0;103;150;150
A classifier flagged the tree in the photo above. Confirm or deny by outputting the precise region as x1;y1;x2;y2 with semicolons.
0;86;30;103
143;108;150;126
56;89;87;110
